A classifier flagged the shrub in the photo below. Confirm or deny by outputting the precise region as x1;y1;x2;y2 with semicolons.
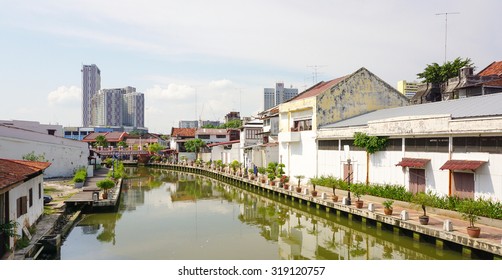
97;179;115;191
73;167;87;183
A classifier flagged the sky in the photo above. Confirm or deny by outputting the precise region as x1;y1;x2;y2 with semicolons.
1;0;501;134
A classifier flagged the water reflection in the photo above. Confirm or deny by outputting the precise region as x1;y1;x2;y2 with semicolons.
61;167;468;260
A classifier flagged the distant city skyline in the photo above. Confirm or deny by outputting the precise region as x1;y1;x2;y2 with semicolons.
1;1;501;134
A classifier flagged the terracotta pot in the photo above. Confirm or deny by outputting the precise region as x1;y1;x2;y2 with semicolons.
467;227;481;238
102;192;108;199
284;184;289;190
355;200;364;208
384;208;393;215
296;187;302;193
311;190;318;197
419;215;429;225
332;195;338;202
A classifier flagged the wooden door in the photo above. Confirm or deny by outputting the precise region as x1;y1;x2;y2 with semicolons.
409;168;426;194
452;172;475;199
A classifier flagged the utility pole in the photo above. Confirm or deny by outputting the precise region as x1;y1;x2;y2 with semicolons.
435;12;460;63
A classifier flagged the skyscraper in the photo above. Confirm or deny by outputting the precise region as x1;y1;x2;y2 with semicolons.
90;87;145;128
81;64;101;127
264;82;298;110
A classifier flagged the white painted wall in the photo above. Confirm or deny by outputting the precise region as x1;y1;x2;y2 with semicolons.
0;125;89;178
8;175;44;238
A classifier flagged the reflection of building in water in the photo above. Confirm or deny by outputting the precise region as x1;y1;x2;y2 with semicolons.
121;178;146;211
225;183;434;260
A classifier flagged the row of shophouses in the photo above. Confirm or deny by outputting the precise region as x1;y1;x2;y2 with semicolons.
197;64;502;202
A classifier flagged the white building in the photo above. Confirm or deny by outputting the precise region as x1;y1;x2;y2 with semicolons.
0;123;89;178
0;159;51;258
0;120;63;137
82;64;101;127
195;128;229;145
317;92;502;201
278;68;409;180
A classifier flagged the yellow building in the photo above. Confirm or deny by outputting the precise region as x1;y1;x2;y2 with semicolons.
397;80;420;98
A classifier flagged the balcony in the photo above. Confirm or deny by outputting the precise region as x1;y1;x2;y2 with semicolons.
280;130;301;142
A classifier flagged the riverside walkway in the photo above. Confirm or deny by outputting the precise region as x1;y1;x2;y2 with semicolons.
150;162;502;259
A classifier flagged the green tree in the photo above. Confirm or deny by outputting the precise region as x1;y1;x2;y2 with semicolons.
417;57;474;83
202;124;217;128
117;141;127;148
184;138;205;158
147;142;164;154
353;132;388;184
219;119;242;128
95;135;108;147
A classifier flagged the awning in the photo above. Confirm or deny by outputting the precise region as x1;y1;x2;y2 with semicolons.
439;160;486;171
396;158;430;168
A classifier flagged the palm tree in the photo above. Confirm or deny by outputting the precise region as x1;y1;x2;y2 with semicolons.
95;135;108;148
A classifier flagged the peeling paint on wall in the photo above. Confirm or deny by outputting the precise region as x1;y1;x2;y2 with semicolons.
317;68;409;128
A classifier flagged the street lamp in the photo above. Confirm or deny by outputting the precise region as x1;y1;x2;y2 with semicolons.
345;158;352;205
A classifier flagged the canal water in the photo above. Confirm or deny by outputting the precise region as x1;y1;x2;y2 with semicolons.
60;167;470;260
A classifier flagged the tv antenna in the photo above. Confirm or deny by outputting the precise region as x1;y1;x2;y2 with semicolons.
307;65;327;84
435;12;460;63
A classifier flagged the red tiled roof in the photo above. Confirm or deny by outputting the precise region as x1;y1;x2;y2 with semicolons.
478;61;502;77
106;132;128;142
171;128;196;137
0;159;51;190
396;158;430;168
82;132;107;142
289;75;348;102
439;160;486;171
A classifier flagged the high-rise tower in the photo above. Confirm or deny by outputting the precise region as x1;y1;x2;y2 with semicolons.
81;64;101;127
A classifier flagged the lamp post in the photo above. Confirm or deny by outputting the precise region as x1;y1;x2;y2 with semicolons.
345;158;352;205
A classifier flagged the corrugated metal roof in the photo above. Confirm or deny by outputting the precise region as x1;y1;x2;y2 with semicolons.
321;92;502;129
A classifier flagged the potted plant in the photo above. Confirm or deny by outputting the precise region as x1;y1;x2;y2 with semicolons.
97;179;115;199
352;183;366;208
295;175;304;193
457;199;482;238
410;192;432;225
267;172;276;186
309;177;320;197
248;168;255;180
258;167;267;183
73;167;87;188
280;175;290;189
229;160;241;175
382;199;394;215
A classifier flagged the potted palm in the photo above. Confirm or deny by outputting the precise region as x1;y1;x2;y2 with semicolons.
97;179;115;199
309;177;320;197
382;199;394;215
295;175;304;193
352;184;366;208
410;192;432;225
267;172;276;186
457;199;482;238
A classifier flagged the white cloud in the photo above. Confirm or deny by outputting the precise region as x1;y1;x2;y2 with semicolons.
47;86;81;105
145;84;195;102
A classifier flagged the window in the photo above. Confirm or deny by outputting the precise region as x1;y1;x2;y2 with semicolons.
246;129;261;139
384;138;402;151
293;119;312;131
454;136;502;153
38;183;42;199
405;137;448;152
198;135;210;139
340;140;365;151
216;135;226;139
318;140;338;150
17;196;28;218
29;188;33;207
